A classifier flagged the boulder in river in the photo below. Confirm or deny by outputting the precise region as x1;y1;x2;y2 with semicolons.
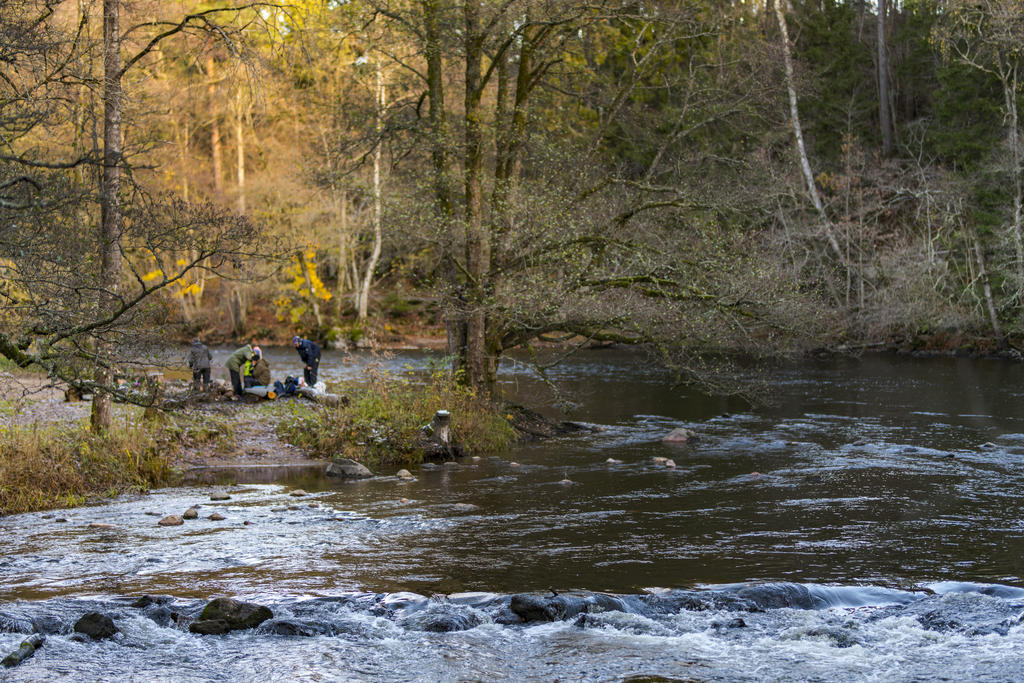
182;507;199;520
188;619;231;636
509;593;626;623
0;612;34;634
158;515;183;527
130;595;174;609
325;458;374;479
258;618;337;637
210;492;231;501
196;597;273;631
73;612;118;640
289;489;308;497
208;512;226;521
662;427;697;443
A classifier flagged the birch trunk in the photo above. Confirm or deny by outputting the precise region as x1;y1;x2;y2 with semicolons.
357;59;385;320
774;0;844;262
972;229;1003;340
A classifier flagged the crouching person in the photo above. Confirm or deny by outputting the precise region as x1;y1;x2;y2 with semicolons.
244;347;271;389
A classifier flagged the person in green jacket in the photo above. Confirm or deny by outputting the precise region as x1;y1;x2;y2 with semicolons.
225;340;253;397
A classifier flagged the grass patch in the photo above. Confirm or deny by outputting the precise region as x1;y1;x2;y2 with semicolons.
0;421;178;515
277;367;516;466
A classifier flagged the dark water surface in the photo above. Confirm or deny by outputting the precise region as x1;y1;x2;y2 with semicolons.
4;349;1024;681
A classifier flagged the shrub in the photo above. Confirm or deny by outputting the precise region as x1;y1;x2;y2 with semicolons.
278;365;515;466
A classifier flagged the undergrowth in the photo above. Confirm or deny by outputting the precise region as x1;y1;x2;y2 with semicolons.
277;365;515;466
0;420;177;514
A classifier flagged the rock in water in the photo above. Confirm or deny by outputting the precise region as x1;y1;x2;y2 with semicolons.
210;492;231;501
73;612;118;640
258;619;336;637
396;469;414;479
182;507;199;520
0;612;34;634
661;427;697;443
158;515;183;527
188;619;230;636
208;512;226;521
2;633;44;668
325;458;374;479
197;597;273;631
289;489;307;497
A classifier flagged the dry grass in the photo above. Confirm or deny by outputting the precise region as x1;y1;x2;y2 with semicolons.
0;421;176;514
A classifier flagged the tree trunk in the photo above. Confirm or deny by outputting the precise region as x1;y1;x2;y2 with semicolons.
1004;66;1024;325
876;0;893;156
971;228;1003;340
774;0;844;262
463;0;490;391
91;0;123;433
422;0;464;375
336;187;348;320
358;58;385;321
234;87;246;214
206;55;223;196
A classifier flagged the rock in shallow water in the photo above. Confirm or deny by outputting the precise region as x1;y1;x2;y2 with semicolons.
158;515;183;527
258;618;336;637
661;427;697;443
0;612;34;634
325;458;374;479
73;612;118;640
182;507;198;520
195;598;273;632
189;619;230;636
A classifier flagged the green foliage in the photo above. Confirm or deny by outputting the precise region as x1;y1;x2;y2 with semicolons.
0;422;176;514
793;0;877;162
277;367;515;466
931;62;1004;170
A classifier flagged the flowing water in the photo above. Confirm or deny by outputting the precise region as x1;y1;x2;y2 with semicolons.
4;350;1024;681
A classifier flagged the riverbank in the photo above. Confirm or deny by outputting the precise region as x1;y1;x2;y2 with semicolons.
0;362;555;514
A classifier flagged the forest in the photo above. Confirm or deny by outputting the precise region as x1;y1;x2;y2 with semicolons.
3;0;1024;423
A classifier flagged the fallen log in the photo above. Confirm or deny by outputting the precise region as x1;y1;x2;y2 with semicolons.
2;633;44;668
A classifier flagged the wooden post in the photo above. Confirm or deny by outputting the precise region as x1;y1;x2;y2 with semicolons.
432;409;451;450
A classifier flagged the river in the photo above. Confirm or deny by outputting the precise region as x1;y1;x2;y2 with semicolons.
2;349;1024;680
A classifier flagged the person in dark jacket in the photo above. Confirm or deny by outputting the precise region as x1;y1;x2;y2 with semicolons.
225;340;253;397
292;335;321;387
187;338;212;391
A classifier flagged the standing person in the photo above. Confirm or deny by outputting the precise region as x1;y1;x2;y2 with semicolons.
187;337;212;391
225;340;253;398
292;335;321;387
